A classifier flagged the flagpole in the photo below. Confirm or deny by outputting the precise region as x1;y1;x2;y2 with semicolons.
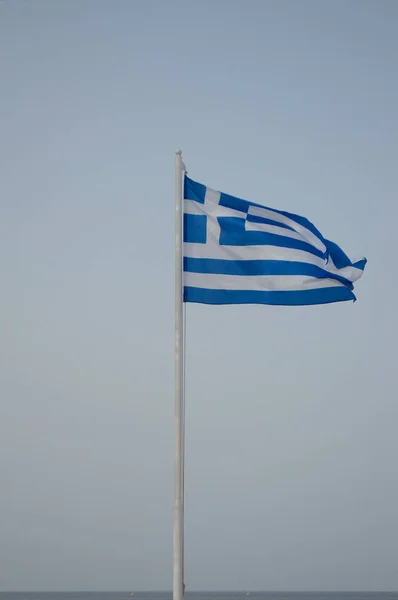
173;149;184;600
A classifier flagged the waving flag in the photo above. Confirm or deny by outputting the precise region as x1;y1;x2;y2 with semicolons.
183;176;366;306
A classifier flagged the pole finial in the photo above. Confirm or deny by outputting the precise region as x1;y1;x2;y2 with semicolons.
175;150;186;173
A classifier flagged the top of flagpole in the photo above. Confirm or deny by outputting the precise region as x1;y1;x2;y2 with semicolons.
175;150;186;173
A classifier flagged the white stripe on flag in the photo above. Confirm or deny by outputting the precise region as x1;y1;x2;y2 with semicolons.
184;272;343;292
183;242;328;267
245;218;318;244
184;199;243;218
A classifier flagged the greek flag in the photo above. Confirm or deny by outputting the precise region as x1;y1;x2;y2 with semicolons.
183;176;366;306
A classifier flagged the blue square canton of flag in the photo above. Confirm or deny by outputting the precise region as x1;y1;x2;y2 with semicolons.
183;176;366;306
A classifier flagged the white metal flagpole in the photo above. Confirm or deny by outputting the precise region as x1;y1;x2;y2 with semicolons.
173;150;185;600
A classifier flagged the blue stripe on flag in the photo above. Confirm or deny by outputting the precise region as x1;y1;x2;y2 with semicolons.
183;257;354;289
218;217;325;259
184;177;206;204
325;239;362;270
246;213;297;233
352;258;367;271
219;192;254;214
183;214;207;244
184;286;356;306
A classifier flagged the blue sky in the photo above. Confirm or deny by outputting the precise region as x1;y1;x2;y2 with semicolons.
0;0;397;592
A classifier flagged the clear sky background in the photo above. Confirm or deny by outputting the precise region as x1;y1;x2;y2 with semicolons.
0;0;397;593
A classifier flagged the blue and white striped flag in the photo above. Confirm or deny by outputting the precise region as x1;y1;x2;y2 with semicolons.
183;176;366;306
